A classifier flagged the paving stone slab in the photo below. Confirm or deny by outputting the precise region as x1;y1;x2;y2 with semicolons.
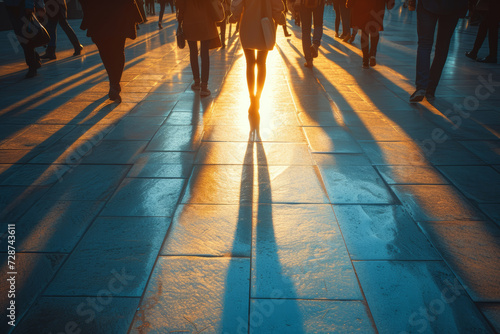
0;253;66;334
182;164;329;204
249;299;375;334
202;125;307;142
376;165;449;185
80;140;148;164
391;185;484;221
11;296;139;334
252;204;362;300
101;178;184;217
318;165;395;204
44;217;171;296
304;126;363;153
0;185;49;223
0;200;104;253
334;205;440;260
129;257;250;334
0;164;70;186
437;166;500;204
147;125;203;152
418;221;500;302
360;141;428;165
45;165;130;201
354;261;495;334
161;204;251;257
312;153;373;166
478;304;500;333
459;141;500;165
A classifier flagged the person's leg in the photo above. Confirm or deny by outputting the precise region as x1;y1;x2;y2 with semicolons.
255;50;269;102
312;1;325;47
188;40;200;87
485;15;498;60
468;19;487;57
415;0;438;91
244;48;256;98
360;29;369;67
339;2;351;38
200;39;210;85
170;0;175;12
159;1;165;27
220;20;226;47
427;14;459;94
333;0;341;35
6;5;39;76
94;37;126;99
369;31;379;57
41;17;58;59
57;2;82;52
300;6;313;65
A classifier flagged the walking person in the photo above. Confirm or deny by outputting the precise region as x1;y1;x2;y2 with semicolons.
347;0;394;68
79;0;144;102
295;0;325;68
408;0;468;102
339;0;352;40
5;0;45;78
41;0;83;60
333;0;342;37
230;0;285;130
158;0;174;29
465;0;499;63
177;0;222;97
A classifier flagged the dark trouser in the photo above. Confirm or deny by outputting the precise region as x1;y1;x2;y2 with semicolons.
6;5;39;69
361;30;379;60
45;0;80;49
219;20;226;45
300;1;325;61
339;0;351;36
188;40;210;84
333;0;341;33
159;1;165;22
93;36;126;90
415;0;459;93
471;13;499;59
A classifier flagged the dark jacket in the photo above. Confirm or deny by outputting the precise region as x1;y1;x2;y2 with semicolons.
176;0;220;47
79;0;144;41
347;0;393;31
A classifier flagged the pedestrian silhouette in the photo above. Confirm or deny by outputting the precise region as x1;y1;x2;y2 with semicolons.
79;0;144;102
177;0;222;97
230;0;285;135
295;0;326;68
40;0;83;60
465;0;499;64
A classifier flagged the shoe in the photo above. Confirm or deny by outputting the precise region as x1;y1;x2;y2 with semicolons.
362;60;369;69
109;85;121;102
73;44;83;56
465;51;477;60
335;32;340;38
348;35;355;43
425;92;436;102
200;84;211;97
191;80;201;91
158;22;163;29
285;32;292;37
369;56;376;67
221;43;226;49
304;60;313;68
25;67;37;79
310;44;319;58
477;56;497;63
342;34;351;42
409;89;426;103
41;46;56;60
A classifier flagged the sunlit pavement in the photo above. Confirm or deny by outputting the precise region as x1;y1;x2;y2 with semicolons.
0;4;499;333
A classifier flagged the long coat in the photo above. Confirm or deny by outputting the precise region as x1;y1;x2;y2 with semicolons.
79;0;143;42
177;0;220;47
347;0;388;31
231;0;285;50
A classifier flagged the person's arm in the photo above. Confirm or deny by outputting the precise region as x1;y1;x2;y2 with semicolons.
229;0;244;23
408;0;416;11
271;0;286;25
175;0;186;21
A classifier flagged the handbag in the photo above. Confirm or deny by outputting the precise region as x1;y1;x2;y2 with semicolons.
23;13;50;48
209;0;225;23
176;23;186;49
261;0;275;50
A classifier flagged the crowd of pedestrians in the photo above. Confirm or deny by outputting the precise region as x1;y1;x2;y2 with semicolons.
4;0;497;105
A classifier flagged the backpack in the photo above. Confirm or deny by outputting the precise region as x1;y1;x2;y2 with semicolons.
303;0;320;9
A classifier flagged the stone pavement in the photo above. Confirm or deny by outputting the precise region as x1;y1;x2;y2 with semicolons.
0;4;499;334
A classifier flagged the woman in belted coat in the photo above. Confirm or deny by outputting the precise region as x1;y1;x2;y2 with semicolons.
347;0;394;68
79;0;144;101
177;0;221;97
230;0;285;131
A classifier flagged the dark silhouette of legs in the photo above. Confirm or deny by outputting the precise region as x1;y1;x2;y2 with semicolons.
94;37;126;101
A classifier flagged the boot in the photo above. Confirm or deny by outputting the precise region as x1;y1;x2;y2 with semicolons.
41;46;56;60
73;44;83;56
